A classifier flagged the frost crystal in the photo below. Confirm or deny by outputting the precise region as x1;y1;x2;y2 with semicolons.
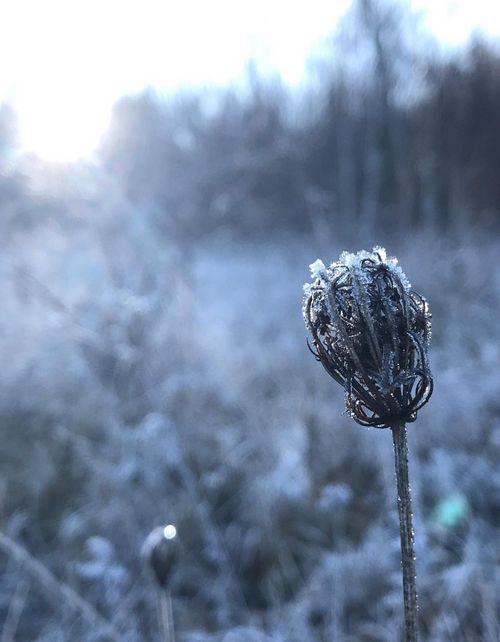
303;247;433;428
309;259;327;279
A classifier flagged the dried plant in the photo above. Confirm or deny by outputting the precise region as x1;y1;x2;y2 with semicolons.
303;247;433;642
142;525;179;642
0;531;121;642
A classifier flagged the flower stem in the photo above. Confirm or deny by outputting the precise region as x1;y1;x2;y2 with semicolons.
157;589;175;642
391;423;418;642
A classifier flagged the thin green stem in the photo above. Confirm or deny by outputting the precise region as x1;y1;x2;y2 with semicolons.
391;423;418;642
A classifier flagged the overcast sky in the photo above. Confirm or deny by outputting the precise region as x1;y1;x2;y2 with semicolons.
0;0;499;162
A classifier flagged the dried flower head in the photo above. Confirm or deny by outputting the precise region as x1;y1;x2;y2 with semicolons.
303;247;433;428
141;524;179;589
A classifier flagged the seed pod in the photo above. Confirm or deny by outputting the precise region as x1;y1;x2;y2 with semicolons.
303;247;433;428
142;524;179;589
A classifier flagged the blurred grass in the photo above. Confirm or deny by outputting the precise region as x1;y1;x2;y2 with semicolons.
1;218;499;640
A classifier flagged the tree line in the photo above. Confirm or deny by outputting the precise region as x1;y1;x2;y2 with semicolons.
2;0;500;240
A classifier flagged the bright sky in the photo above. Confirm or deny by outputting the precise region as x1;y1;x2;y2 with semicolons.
0;0;499;163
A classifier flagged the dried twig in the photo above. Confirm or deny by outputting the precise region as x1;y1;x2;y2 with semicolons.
0;531;121;642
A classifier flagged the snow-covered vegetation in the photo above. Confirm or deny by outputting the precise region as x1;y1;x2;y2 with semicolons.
2;196;499;641
1;2;500;640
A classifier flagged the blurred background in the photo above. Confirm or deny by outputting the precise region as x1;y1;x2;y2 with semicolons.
1;1;500;640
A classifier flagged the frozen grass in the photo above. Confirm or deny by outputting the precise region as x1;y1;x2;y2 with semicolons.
1;216;500;641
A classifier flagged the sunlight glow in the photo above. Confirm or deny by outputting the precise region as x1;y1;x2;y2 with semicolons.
0;0;498;162
0;0;348;162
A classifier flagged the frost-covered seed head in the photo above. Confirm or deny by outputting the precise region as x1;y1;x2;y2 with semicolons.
303;247;433;428
141;524;179;589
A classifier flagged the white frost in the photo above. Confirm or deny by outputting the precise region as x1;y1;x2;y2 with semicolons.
309;259;326;279
333;247;411;291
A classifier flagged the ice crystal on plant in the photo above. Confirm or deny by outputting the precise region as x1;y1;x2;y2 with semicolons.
303;247;433;427
309;259;327;280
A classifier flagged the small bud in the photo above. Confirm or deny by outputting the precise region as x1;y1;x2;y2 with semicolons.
142;524;179;589
303;247;433;428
